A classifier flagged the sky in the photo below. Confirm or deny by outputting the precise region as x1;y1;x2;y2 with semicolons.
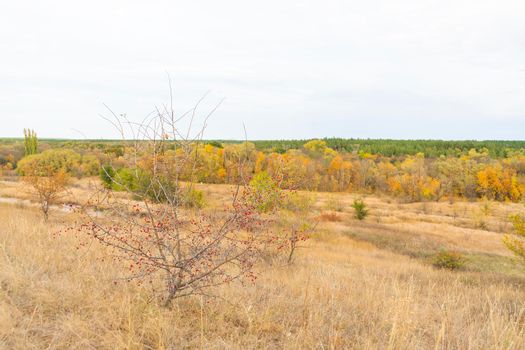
1;0;524;140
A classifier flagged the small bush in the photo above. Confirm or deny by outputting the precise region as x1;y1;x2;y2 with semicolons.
284;191;316;213
80;155;101;176
99;165;115;189
432;250;465;270
17;149;81;176
136;173;179;203
182;187;205;208
99;166;184;204
472;210;489;230
248;171;282;213
112;168;139;192
503;213;525;264
324;196;344;212
351;199;369;220
22;169;69;220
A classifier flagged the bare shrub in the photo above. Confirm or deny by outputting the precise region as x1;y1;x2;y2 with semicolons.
278;192;317;264
74;90;277;306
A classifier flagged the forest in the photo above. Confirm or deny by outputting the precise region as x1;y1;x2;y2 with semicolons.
3;136;525;203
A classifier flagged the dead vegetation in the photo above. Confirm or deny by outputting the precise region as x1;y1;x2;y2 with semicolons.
1;180;525;348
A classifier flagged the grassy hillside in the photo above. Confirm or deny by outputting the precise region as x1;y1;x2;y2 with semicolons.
1;180;524;348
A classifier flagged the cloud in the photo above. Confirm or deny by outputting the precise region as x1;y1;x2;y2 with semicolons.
0;0;524;139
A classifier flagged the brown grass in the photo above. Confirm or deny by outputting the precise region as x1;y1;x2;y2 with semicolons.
317;212;343;222
1;180;525;348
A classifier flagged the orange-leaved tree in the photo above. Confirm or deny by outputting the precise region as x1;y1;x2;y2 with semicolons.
17;157;69;220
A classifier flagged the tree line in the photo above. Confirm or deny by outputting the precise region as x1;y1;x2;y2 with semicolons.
3;136;525;203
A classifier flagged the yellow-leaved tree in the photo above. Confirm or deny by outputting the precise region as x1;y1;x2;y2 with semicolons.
504;213;525;264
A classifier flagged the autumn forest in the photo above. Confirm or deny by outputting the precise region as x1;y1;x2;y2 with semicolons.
3;137;525;202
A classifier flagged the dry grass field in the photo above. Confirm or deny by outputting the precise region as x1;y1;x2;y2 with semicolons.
1;179;525;349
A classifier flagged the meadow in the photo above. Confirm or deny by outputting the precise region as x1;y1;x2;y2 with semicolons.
1;177;525;349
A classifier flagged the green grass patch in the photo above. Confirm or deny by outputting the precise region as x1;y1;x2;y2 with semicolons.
345;228;525;279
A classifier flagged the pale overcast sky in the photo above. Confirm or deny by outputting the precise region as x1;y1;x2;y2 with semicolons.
1;0;524;140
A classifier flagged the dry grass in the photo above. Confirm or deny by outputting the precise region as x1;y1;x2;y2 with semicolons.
1;181;525;348
317;212;343;222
